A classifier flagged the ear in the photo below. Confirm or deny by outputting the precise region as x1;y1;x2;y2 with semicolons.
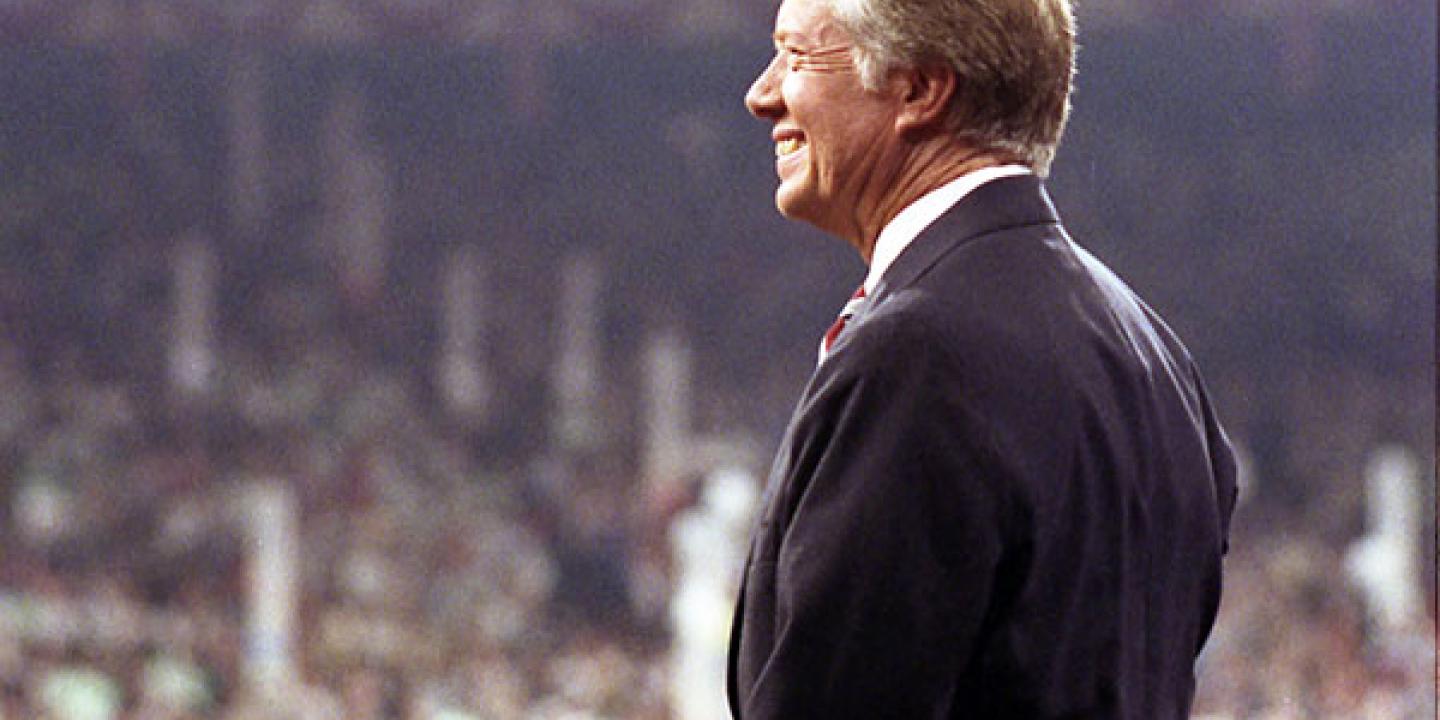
893;61;956;136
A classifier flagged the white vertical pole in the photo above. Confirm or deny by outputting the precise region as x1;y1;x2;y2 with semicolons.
642;328;690;493
243;481;299;699
553;252;603;451
438;243;491;426
169;233;216;398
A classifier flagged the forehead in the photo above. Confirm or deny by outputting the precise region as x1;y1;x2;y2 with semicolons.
772;0;848;45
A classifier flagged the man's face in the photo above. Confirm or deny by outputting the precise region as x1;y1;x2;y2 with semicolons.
745;0;903;243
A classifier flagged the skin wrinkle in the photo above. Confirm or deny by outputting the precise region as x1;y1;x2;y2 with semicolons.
747;0;909;256
786;44;856;74
747;0;1013;260
821;0;1074;173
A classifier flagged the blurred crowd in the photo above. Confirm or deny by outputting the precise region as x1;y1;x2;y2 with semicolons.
0;328;683;718
1190;530;1433;719
0;340;1431;719
0;3;1435;718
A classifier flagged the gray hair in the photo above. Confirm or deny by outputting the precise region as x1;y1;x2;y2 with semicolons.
826;0;1075;176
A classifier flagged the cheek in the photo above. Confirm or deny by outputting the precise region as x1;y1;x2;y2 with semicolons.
778;75;806;118
780;74;831;126
783;82;859;151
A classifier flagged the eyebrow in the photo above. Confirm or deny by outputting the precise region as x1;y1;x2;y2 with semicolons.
772;28;815;47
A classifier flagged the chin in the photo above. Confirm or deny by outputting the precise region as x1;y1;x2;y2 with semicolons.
775;192;853;244
775;183;819;223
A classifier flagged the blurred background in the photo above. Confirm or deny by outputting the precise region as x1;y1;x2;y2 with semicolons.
0;1;1434;718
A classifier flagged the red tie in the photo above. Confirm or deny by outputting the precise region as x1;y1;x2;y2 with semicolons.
821;285;867;360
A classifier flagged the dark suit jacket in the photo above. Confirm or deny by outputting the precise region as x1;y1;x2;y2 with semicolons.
727;175;1239;719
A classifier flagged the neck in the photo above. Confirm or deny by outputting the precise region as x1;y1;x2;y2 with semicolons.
852;145;1018;263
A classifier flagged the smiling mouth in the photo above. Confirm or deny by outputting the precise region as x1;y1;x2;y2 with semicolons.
775;137;806;157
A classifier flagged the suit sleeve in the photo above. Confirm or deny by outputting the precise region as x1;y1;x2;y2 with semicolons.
1193;364;1239;555
741;316;1010;719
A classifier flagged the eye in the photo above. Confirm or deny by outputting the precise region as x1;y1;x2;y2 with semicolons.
783;46;807;71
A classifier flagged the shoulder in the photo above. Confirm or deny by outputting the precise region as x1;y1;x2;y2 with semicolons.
823;225;1193;419
808;284;1044;448
833;250;1064;393
821;292;960;387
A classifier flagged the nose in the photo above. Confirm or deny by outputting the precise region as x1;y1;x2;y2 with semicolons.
745;54;784;121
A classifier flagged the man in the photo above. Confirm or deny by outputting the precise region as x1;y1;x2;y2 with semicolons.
727;0;1239;718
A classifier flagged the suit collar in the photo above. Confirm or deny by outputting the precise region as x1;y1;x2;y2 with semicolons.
864;174;1060;311
863;165;1031;296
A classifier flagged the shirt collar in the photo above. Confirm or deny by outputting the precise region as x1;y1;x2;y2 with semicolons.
863;164;1032;295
